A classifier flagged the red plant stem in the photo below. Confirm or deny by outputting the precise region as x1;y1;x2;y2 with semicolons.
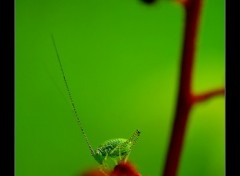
162;0;203;176
193;88;225;103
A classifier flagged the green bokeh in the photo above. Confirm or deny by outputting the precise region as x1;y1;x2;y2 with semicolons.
16;0;224;175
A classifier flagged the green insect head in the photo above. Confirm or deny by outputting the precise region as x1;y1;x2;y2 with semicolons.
92;149;104;164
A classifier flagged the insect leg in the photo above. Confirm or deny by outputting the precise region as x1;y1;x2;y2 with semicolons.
118;147;122;161
123;153;130;163
99;167;108;176
102;153;110;169
127;130;141;145
109;144;123;156
116;130;141;162
115;130;141;152
121;136;138;163
111;143;130;163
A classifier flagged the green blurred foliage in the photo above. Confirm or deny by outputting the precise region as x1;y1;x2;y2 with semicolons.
16;0;224;175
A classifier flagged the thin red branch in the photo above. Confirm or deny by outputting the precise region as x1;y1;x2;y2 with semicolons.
162;0;203;176
193;88;225;103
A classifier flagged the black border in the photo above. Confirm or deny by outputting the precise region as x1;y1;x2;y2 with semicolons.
0;0;14;175
226;0;240;175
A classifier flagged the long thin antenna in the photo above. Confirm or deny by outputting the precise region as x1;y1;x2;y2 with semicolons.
51;34;95;155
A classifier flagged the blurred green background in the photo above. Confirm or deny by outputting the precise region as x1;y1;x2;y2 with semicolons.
16;0;225;175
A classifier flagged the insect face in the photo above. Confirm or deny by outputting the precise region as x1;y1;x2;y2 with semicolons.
93;149;105;164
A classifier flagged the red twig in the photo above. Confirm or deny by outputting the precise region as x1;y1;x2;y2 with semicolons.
162;1;203;175
193;88;225;103
162;0;224;175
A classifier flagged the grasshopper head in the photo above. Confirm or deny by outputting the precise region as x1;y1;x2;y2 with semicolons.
93;149;104;164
